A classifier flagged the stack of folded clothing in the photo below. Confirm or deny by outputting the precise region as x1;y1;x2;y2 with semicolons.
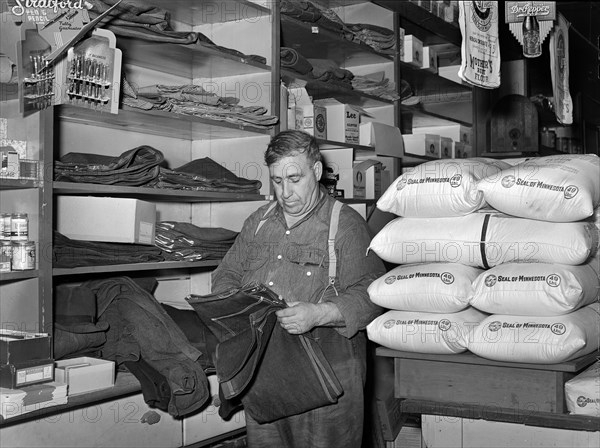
53;231;166;268
54;145;164;186
352;72;400;100
122;81;278;130
151;157;262;194
155;222;238;261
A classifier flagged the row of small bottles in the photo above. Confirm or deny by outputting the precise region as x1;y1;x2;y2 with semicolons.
0;212;36;271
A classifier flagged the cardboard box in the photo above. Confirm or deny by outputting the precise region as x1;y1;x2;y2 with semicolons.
413;124;472;144
355;154;401;186
402;35;423;67
289;88;327;139
55;357;115;395
439;136;453;158
353;159;382;199
57;196;156;245
321;148;354;198
438;65;462;84
1;330;52;365
453;142;473;158
315;98;360;144
0;150;20;179
359;122;404;157
402;134;440;158
0;358;54;388
422;46;438;73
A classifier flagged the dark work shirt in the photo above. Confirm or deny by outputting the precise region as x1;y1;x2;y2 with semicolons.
212;187;385;338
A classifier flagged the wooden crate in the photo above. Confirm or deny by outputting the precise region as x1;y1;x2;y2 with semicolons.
377;349;597;414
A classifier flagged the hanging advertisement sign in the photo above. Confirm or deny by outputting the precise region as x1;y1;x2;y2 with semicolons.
549;13;573;124
458;2;501;89
505;2;556;58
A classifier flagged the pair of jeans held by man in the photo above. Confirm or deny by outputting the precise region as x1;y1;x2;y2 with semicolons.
186;282;343;423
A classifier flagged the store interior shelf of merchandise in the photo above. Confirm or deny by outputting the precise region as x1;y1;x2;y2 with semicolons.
52;260;221;276
56;105;272;140
117;37;271;79
53;182;270;203
281;70;395;109
280;15;394;68
0;270;39;282
373;0;462;46
0;372;142;428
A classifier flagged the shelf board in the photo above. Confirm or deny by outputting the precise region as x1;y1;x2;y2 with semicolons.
0;372;141;427
399;62;471;98
281;15;393;68
282;70;394;108
56;104;272;140
53;181;268;202
0;179;38;190
118;37;271;79
0;270;39;282
373;1;462;46
53;260;221;277
143;0;271;26
402;103;472;127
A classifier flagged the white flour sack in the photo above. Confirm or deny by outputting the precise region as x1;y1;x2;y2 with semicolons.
368;263;483;313
376;159;510;217
367;307;488;354
477;154;600;222
368;213;595;268
565;361;600;417
470;262;600;316
466;303;600;364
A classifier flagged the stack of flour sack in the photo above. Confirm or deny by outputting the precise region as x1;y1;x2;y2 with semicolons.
367;154;600;365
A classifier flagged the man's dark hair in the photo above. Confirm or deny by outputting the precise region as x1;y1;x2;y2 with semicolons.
265;130;321;166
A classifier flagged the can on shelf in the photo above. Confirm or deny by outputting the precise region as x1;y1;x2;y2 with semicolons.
0;241;11;272
10;213;28;241
11;241;35;271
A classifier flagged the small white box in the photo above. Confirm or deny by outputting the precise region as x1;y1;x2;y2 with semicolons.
315;98;360;144
439;136;453;158
289;87;327;139
403;35;423;67
55;357;115;395
57;196;156;245
402;134;440;158
353;159;382;199
422;46;438;73
359;122;404;157
413;124;472;145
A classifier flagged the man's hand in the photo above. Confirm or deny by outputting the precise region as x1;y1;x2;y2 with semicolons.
276;301;343;334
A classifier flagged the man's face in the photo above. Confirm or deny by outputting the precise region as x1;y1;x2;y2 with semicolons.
269;151;322;217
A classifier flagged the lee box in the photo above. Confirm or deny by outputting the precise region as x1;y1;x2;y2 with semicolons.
315;98;360;144
55;357;115;395
56;196;156;245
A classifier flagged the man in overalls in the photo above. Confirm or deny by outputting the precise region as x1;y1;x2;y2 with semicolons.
212;130;385;448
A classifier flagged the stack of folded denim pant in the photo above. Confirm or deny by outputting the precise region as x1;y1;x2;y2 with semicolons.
186;282;343;423
54;145;164;186
155;221;238;261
